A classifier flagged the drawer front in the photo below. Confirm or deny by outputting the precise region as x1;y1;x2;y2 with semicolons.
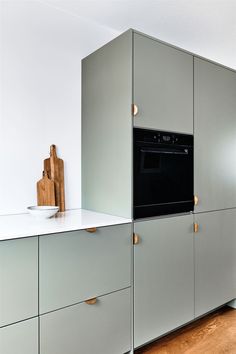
39;223;131;313
0;237;38;327
0;318;38;354
40;288;131;354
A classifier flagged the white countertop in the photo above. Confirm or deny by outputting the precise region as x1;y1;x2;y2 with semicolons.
0;209;132;241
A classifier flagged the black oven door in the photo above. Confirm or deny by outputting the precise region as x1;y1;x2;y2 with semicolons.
133;142;193;219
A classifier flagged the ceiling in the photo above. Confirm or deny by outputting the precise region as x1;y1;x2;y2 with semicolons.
5;0;236;69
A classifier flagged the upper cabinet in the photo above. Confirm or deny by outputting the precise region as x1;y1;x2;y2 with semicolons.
133;33;193;133
194;58;236;213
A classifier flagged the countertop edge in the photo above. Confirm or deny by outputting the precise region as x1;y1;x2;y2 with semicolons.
0;209;132;241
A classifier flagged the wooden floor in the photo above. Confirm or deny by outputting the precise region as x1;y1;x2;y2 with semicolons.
135;306;236;354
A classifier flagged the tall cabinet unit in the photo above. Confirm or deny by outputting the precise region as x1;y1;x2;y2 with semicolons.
194;57;236;318
82;29;236;351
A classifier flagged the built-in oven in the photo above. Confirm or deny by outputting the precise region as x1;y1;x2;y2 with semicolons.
133;128;194;219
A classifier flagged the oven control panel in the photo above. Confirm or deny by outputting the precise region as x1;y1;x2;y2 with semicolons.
135;128;193;146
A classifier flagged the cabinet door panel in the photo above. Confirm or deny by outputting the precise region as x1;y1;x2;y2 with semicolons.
194;58;236;212
40;288;131;354
133;33;193;133
0;237;38;326
40;224;131;314
134;215;194;348
0;318;38;354
194;210;236;317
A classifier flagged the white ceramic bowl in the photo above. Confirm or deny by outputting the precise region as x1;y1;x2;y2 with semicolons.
27;206;59;218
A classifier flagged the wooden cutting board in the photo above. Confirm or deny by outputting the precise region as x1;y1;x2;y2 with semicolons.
37;171;56;206
44;145;65;212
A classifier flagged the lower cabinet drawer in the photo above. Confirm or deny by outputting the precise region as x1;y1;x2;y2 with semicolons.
40;288;131;354
39;223;131;314
0;237;38;327
0;318;38;354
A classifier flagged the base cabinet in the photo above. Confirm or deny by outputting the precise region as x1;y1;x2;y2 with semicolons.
0;237;38;327
194;209;236;317
134;215;194;348
39;224;131;314
40;288;131;354
0;318;38;354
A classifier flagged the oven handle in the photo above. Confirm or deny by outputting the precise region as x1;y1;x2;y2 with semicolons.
140;147;189;155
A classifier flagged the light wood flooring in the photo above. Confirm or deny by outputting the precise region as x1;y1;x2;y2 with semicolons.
135;306;236;354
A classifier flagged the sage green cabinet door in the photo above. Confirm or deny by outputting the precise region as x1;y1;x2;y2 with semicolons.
0;318;38;354
194;58;236;212
194;210;236;317
133;33;193;133
40;288;131;354
0;238;38;327
39;224;131;314
134;215;194;348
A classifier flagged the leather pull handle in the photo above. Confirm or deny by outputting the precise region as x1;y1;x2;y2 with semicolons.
133;233;140;245
193;223;199;233
132;104;139;116
86;227;97;233
194;195;199;206
85;297;97;305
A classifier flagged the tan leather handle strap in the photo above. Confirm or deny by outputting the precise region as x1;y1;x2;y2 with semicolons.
133;233;140;245
86;227;97;233
85;297;97;305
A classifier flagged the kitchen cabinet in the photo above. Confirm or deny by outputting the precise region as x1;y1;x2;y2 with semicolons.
194;57;236;212
0;237;38;327
81;28;236;350
0;318;38;354
82;29;193;219
133;33;193;133
40;288;131;354
82;30;133;219
39;224;131;314
134;215;194;348
194;209;236;317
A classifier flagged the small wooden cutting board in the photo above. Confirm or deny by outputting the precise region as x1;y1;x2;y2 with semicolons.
44;145;65;212
37;171;56;206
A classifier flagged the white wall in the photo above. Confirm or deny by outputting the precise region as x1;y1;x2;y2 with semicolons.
0;1;119;215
